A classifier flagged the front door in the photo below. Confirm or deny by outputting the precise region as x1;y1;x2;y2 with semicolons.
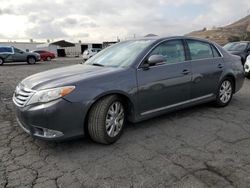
137;39;192;116
12;48;26;62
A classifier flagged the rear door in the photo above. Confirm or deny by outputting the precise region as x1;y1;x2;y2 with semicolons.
137;39;192;115
185;39;224;99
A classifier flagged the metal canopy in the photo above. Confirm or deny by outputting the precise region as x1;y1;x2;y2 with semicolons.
50;40;75;47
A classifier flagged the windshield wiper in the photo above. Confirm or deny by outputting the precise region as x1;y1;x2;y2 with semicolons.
92;63;104;67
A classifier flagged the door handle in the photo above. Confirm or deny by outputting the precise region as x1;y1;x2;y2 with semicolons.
182;69;190;75
218;64;224;69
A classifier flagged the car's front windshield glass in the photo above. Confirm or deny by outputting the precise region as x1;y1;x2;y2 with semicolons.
85;40;154;68
223;42;247;51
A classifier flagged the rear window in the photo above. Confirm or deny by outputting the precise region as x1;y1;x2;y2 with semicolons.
0;47;13;54
187;40;213;60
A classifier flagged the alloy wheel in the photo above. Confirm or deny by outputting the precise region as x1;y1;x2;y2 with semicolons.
219;80;232;104
105;101;124;137
28;57;35;64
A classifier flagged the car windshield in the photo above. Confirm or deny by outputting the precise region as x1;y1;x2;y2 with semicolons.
85;40;154;68
223;42;248;51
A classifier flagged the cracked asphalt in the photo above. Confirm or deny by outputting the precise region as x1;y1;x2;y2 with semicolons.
0;59;250;188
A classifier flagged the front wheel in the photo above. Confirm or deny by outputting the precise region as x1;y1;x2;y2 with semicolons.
215;78;233;107
88;95;126;144
27;57;36;64
0;58;4;65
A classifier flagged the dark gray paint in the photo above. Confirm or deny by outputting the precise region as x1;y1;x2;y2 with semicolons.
13;36;245;140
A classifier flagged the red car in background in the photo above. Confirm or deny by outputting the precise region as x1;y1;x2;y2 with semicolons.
33;50;56;61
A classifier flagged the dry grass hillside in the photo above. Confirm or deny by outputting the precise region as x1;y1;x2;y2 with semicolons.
187;15;250;45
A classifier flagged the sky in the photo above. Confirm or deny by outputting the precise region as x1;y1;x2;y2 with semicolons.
0;0;250;43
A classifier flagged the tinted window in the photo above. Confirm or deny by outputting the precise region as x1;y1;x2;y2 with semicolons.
187;40;213;60
211;45;221;57
0;47;13;53
149;40;185;64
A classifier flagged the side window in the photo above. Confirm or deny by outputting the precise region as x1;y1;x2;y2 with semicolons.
149;40;185;64
187;40;213;60
211;45;221;58
0;47;13;54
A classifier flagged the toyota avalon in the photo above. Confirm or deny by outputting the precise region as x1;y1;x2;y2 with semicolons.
13;36;245;144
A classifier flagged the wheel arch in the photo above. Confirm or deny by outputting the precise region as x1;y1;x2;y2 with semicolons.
83;91;135;135
221;73;236;93
27;55;36;60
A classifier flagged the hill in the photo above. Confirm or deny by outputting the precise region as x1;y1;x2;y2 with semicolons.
186;15;250;45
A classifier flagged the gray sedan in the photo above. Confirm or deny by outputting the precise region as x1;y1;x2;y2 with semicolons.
13;36;244;144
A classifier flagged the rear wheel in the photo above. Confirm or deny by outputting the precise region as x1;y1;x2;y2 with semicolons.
0;58;4;65
27;56;36;64
88;95;126;144
46;56;52;61
215;78;233;107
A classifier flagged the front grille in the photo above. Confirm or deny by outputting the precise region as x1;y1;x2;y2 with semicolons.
13;84;35;107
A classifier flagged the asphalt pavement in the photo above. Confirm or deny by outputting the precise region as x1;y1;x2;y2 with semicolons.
0;59;250;188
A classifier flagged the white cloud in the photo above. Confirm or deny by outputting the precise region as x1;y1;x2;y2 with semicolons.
0;0;249;42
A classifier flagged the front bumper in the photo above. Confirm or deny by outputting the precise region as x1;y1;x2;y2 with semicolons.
15;99;86;141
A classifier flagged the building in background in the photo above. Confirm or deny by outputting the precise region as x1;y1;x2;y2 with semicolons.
0;40;117;57
0;41;43;52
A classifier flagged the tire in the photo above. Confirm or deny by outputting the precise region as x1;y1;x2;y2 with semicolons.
0;58;4;65
215;78;234;107
88;95;126;144
46;56;52;61
27;56;36;64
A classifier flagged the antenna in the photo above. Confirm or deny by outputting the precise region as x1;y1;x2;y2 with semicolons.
247;9;250;16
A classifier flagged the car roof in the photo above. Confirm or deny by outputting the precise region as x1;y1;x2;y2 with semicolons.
127;36;217;44
0;46;13;48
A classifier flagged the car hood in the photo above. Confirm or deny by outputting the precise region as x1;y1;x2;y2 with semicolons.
21;64;122;90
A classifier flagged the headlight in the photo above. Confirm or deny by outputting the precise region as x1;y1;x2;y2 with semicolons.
26;86;75;105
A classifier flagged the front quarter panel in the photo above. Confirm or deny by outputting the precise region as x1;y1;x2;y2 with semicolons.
63;68;138;120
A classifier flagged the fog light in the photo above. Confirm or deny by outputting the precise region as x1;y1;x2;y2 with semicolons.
33;127;63;138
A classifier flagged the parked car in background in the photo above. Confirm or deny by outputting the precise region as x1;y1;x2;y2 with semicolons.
33;50;56;61
13;36;244;144
223;41;250;64
244;55;250;78
0;46;40;65
82;48;101;60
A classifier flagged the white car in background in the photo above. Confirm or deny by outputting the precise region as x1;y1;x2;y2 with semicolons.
244;55;250;79
82;48;101;60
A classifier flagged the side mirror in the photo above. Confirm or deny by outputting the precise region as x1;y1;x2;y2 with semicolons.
147;55;165;66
